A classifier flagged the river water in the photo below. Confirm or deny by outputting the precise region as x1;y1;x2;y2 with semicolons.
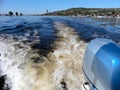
0;16;120;90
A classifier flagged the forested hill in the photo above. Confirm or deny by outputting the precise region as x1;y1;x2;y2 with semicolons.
42;8;120;17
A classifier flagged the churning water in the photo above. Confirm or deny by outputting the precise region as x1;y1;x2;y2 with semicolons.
0;16;120;90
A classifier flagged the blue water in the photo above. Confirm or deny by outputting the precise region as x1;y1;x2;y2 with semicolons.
0;16;120;42
0;16;120;90
0;16;120;57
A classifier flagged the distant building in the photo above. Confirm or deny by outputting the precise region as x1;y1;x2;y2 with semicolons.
46;9;49;15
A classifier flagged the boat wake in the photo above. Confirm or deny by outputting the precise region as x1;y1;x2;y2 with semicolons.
0;21;87;90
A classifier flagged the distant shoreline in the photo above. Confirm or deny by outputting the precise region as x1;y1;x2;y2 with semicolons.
38;8;120;18
0;15;120;19
1;7;120;18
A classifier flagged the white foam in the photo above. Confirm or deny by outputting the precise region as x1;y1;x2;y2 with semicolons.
0;22;87;90
52;22;87;90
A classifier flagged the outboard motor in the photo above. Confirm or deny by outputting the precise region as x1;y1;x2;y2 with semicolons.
82;38;120;90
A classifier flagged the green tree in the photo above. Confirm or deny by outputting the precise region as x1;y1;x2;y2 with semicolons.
15;12;18;16
9;11;14;16
20;13;23;16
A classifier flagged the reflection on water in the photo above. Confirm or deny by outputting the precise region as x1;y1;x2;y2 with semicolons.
93;17;120;25
92;17;120;32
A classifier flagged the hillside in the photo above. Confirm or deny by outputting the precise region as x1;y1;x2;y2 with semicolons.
42;8;120;17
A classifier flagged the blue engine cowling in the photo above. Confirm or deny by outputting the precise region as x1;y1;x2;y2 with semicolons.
82;38;120;90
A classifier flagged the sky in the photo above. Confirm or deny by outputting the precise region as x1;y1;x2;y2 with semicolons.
0;0;120;14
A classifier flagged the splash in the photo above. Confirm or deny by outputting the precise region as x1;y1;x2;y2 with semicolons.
0;22;87;90
52;22;87;90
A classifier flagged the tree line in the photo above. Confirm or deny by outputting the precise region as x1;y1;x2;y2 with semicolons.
9;11;23;16
0;11;23;16
43;8;120;17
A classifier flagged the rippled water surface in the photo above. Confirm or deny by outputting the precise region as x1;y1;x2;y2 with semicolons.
0;16;120;90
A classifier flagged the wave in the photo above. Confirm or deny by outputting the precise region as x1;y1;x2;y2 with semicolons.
1;16;120;90
0;21;87;90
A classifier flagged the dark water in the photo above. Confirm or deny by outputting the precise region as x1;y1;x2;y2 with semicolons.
65;17;120;43
0;16;120;90
0;16;120;42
